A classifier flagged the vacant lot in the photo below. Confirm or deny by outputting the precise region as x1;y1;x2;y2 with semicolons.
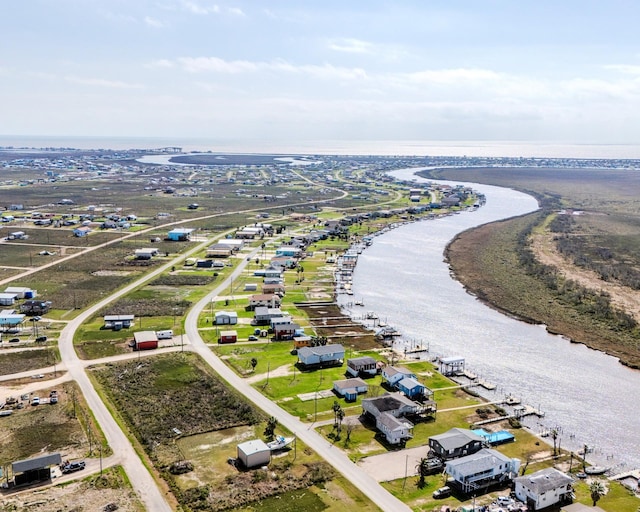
0;347;59;376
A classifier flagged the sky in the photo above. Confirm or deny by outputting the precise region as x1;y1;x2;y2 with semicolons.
2;0;640;144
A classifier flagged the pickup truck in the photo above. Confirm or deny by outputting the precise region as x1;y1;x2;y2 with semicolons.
62;461;86;474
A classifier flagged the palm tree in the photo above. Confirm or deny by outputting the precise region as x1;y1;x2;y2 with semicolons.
590;480;606;507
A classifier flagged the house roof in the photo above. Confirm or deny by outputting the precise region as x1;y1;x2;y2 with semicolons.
515;467;573;493
363;393;418;415
348;356;377;366
220;330;238;337
215;310;238;318
384;366;414;378
334;378;368;392
104;314;135;321
445;448;512;476
398;377;424;391
134;331;158;343
250;294;279;301
237;439;270;456
377;411;413;431
12;453;62;473
298;344;344;357
430;428;485;450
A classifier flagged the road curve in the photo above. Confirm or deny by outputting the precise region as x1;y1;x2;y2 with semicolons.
185;247;412;512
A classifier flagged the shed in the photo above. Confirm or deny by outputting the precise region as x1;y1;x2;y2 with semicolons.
134;248;159;260
237;439;271;468
4;286;36;299
133;331;159;351
244;283;258;291
215;311;238;325
219;330;238;344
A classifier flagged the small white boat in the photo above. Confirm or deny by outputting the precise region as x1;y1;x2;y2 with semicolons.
267;435;294;451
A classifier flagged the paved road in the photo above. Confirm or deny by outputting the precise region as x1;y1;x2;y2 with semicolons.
185;247;412;512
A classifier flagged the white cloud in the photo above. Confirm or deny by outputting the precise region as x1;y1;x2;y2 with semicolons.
65;76;145;89
604;64;640;76
176;56;367;81
227;7;245;17
146;59;174;69
144;16;165;28
181;1;219;15
328;38;374;55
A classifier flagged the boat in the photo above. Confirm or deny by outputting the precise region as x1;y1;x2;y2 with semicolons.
267;435;294;451
584;466;608;475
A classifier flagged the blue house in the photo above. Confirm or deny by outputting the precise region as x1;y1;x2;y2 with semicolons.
73;226;91;237
167;228;194;241
397;377;427;399
275;246;302;258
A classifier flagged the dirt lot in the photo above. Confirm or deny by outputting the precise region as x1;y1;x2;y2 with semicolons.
1;467;144;512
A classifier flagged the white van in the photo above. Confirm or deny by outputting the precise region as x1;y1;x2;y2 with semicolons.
156;330;174;340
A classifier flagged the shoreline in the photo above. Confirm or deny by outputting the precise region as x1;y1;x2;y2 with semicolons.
333;181;632;474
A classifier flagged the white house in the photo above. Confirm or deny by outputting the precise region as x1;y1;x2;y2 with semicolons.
297;344;344;368
445;448;520;495
382;366;416;387
376;412;414;445
333;378;368;401
237;439;271;469
514;467;574;511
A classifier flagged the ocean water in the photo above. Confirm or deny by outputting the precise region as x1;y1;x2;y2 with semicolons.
2;135;640;159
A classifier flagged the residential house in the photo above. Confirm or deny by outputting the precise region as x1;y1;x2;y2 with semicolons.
382;366;416;387
0;293;17;306
20;300;51;316
215;311;238;325
445;448;520;495
253;306;283;325
73;226;91;237
397;377;429;399
514;467;574;511
346;356;378;378
428;428;487;461
216;238;244;251
273;322;300;341
205;244;233;258
248;294;281;311
0;309;25;329
362;393;421;445
333;377;368;401
297;344;344;368
262;283;285;296
275;246;302;258
134;248;159;260
167;228;193;241
103;314;135;330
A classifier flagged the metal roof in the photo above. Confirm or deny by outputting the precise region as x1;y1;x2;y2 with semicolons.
12;453;61;473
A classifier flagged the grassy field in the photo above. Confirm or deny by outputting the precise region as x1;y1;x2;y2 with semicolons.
89;352;378;511
0;346;59;376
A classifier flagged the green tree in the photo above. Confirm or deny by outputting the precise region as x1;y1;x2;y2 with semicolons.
250;358;258;371
416;458;430;489
590;480;606;507
264;416;278;441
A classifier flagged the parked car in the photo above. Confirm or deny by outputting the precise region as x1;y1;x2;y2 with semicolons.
35;336;48;342
433;486;451;499
62;461;86;474
31;396;40;406
248;335;259;341
8;338;20;343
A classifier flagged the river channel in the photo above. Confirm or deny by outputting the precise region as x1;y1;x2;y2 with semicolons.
339;168;640;472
